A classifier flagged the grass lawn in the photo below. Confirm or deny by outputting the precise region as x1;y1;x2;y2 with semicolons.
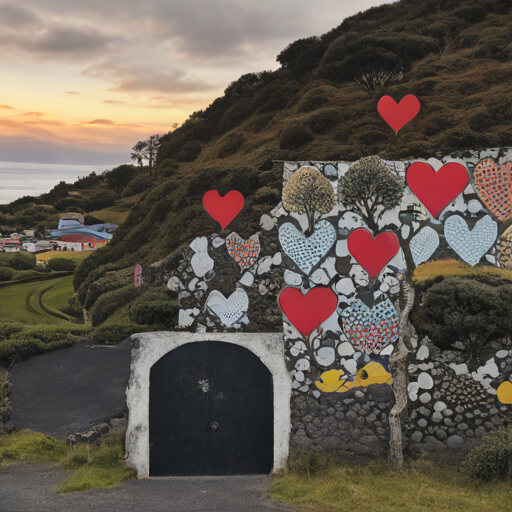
89;206;130;226
0;275;74;324
269;457;512;512
0;430;136;493
36;250;95;263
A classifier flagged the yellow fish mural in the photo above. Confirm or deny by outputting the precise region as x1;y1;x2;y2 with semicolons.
315;361;392;393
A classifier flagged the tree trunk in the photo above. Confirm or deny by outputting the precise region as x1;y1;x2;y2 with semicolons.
305;209;315;237
388;279;416;471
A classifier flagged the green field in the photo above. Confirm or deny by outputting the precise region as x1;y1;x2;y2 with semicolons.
89;206;130;226
0;275;75;324
36;250;95;263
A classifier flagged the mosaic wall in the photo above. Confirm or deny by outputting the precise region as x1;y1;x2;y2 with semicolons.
163;146;512;453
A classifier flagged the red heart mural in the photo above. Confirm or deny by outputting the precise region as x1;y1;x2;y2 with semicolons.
347;229;400;280
377;95;420;134
203;190;244;230
406;162;469;218
279;286;338;337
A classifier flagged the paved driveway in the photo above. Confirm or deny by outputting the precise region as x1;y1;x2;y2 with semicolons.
0;462;290;512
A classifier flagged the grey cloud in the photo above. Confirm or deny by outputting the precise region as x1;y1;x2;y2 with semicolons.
84;62;217;94
0;3;40;26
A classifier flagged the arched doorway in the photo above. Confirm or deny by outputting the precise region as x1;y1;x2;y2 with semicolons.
149;341;273;476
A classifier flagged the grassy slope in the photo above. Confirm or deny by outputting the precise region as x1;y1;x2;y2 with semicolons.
0;275;74;324
73;0;512;315
269;459;512;512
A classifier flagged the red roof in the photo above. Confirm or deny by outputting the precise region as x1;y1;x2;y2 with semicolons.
59;234;102;243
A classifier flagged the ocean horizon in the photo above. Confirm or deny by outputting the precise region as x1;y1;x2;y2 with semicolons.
0;161;127;205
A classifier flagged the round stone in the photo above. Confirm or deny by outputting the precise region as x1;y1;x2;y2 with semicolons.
417;419;428;428
418;372;434;389
434;401;447;412
447;435;464;448
420;392;432;403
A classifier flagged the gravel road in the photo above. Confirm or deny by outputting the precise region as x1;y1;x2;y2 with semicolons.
0;462;290;512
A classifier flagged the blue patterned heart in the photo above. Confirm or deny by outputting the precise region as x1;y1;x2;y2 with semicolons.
279;220;336;274
410;226;439;266
340;298;399;354
444;215;497;266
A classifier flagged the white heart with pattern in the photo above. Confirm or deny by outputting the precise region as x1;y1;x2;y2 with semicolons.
410;226;440;266
206;289;249;327
279;220;336;274
444;215;497;266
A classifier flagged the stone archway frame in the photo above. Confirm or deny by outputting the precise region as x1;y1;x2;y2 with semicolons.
125;332;292;478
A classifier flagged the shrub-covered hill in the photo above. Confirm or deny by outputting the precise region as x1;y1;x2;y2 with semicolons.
74;0;512;323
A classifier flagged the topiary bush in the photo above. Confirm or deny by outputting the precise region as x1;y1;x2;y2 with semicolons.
8;252;36;270
89;285;140;327
92;322;161;345
47;257;77;272
460;426;512;481
279;125;314;150
128;288;179;327
411;276;512;358
0;266;14;281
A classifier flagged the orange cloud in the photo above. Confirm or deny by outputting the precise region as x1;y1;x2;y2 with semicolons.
22;111;44;116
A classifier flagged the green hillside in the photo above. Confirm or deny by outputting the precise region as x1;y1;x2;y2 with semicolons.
65;0;512;324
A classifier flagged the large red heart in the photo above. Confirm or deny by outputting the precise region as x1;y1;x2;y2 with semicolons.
377;95;420;134
279;286;338;337
406;162;469;218
347;229;400;280
203;190;244;230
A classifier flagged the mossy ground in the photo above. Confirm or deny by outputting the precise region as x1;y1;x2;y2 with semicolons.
0;430;136;494
269;450;512;512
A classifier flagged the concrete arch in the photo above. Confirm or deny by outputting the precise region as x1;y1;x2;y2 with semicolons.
125;332;291;478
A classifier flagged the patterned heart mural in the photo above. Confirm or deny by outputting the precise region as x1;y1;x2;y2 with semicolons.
347;229;400;280
444;215;497;266
406;162;469;218
279;220;336;274
473;158;512;221
340;298;399;354
206;289;249;327
279;286;338;337
410;227;440;266
226;233;261;270
498;225;512;270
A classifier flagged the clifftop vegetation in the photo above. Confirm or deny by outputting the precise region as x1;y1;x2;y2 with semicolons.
35;0;512;325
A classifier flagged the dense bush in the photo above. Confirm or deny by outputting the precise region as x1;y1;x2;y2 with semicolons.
121;174;154;197
0;267;14;281
218;98;253;134
47;257;77;272
0;324;91;366
411;276;512;358
128;288;179;327
104;164;137;193
157;159;179;178
92;322;159;345
88;285;140;327
460;426;512;481
279;125;314;150
176;140;202;162
306;109;341;134
0;370;12;423
217;133;246;158
8;252;36;270
85;189;118;211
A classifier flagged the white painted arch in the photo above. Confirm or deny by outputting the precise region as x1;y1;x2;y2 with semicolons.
125;332;292;478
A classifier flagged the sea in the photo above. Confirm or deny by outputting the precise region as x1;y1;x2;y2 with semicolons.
0;162;119;204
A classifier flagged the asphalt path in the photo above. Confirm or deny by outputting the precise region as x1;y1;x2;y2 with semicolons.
0;462;290;512
9;339;130;438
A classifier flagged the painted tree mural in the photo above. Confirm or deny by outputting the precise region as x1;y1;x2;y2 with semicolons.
282;166;335;237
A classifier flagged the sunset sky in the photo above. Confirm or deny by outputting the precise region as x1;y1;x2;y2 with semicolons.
0;0;389;166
